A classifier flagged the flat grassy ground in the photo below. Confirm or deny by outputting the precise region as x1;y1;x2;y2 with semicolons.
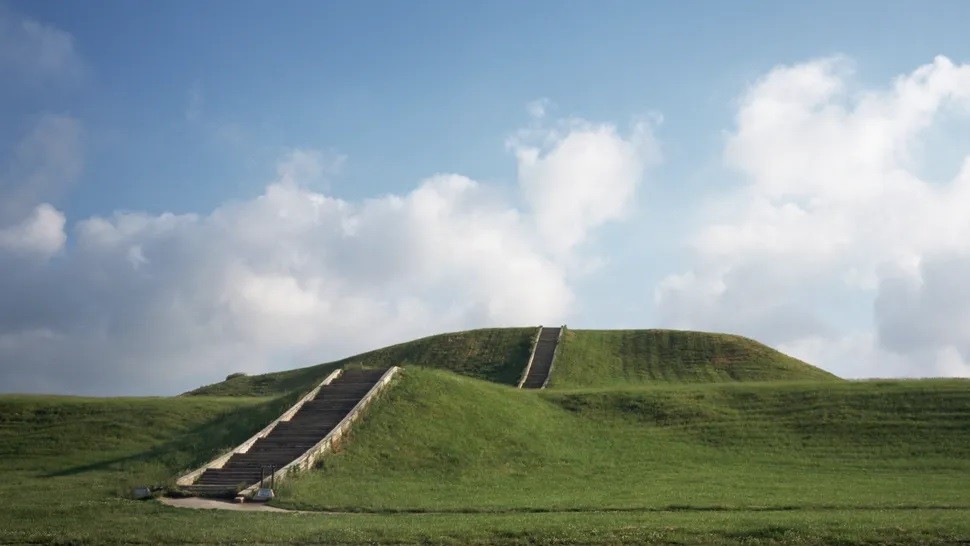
551;329;839;388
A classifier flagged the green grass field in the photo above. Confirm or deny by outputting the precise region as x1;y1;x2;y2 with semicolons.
2;328;969;544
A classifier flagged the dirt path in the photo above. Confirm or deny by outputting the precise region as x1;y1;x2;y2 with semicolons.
158;496;292;512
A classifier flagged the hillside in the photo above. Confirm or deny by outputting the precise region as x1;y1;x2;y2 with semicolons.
187;327;535;396
0;394;299;479
551;329;838;388
187;327;837;397
277;367;969;512
1;368;969;543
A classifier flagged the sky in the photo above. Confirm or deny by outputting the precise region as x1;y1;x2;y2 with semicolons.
2;1;970;395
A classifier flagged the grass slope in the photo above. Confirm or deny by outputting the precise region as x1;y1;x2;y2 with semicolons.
279;368;970;513
0;393;300;484
0;392;318;543
188;327;835;397
551;329;839;388
1;371;969;543
188;327;535;396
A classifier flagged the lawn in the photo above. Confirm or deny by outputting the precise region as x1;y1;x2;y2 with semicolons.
2;328;969;544
276;368;970;513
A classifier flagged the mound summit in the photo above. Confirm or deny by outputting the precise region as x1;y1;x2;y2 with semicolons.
188;327;837;397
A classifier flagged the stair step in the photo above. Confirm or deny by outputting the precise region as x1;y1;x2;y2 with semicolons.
187;366;391;490
522;327;561;389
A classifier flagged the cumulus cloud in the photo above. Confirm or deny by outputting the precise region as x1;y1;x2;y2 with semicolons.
657;56;970;378
875;253;970;375
0;203;66;257
0;114;79;265
0;118;658;395
512;119;660;255
1;113;83;222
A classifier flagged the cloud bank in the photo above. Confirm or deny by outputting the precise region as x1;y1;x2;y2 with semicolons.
657;56;970;378
0;119;658;395
2;7;968;394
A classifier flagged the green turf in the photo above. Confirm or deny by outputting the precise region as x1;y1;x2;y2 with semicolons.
187;327;536;396
550;329;839;388
0;393;301;485
277;368;969;513
0;374;970;544
187;327;837;397
2;370;969;543
5;503;970;545
3;327;969;544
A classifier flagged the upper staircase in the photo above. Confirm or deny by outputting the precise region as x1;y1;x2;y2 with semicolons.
179;367;394;498
519;326;562;389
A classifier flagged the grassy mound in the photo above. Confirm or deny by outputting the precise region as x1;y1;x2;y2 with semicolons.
277;368;969;512
188;327;835;397
187;327;535;396
551;329;839;388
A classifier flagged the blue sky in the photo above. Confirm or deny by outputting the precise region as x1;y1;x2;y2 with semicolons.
3;1;970;394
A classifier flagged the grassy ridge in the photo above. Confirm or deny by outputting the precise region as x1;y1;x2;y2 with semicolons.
278;368;969;512
551;329;838;388
188;327;535;396
187;327;836;397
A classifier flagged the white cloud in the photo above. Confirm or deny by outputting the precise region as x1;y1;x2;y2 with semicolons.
658;56;970;378
1;113;83;222
0;203;66;257
513;119;660;255
274;148;345;189
0;7;83;83
0;114;79;262
875;253;970;369
527;98;552;120
0;115;659;395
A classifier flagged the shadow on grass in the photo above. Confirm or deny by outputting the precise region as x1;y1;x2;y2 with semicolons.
44;390;303;479
276;504;970;515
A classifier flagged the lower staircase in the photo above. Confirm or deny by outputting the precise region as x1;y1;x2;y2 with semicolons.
520;326;562;389
180;367;393;498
